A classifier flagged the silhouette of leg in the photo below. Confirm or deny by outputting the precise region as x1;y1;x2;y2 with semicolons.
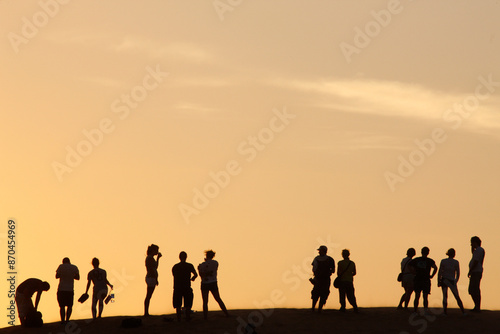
91;296;97;319
441;285;448;314
66;306;72;322
413;290;421;313
346;283;358;311
98;297;104;318
339;285;346;312
449;284;464;313
60;307;65;322
144;286;155;316
398;293;405;309
404;287;413;309
211;290;229;316
201;289;209;320
423;292;429;311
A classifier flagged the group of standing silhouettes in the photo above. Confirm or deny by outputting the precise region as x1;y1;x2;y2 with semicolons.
14;256;113;327
397;236;485;315
143;244;229;321
14;246;229;327
13;237;486;327
309;246;358;313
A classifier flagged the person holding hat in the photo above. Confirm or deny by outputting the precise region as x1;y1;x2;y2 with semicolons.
310;245;335;312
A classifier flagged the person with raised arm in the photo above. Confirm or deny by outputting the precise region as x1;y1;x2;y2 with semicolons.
198;249;229;319
144;244;162;316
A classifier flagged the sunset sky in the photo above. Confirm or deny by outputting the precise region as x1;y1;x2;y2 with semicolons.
2;0;500;327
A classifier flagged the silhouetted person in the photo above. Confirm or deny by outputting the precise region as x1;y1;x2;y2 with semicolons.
409;247;437;314
438;248;465;315
144;244;162;316
468;236;485;312
198;249;229;319
310;245;335;312
397;248;416;310
55;257;80;323
15;278;50;326
85;258;113;319
172;251;198;321
337;249;358;312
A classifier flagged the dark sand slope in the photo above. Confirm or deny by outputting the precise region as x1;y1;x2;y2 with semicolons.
1;308;497;334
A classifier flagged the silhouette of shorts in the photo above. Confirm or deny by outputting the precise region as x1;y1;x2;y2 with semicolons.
145;277;157;287
201;282;219;293
57;291;74;307
414;279;431;294
173;287;194;309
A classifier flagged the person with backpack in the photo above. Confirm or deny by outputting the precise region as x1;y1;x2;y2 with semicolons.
336;249;358;313
397;248;416;310
310;245;335;312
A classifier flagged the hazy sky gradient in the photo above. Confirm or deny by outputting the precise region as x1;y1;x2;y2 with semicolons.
1;0;500;327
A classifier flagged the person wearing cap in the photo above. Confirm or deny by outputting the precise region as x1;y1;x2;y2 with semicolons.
310;245;335;312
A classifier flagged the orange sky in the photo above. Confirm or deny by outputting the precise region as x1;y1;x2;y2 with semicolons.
1;0;500;327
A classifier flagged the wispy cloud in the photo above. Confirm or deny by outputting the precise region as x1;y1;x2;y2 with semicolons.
269;78;500;134
111;36;213;63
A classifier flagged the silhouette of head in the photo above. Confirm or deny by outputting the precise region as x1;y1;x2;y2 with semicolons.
205;250;216;260
147;244;159;256
92;257;100;268
342;249;350;259
62;257;70;264
179;251;187;261
317;245;327;255
407;248;416;257
446;248;456;258
471;236;481;247
41;281;50;291
421;247;430;256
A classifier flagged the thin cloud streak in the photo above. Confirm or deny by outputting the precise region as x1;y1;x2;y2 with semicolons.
270;78;500;133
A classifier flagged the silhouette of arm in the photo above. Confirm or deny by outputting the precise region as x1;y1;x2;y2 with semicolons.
156;253;162;268
468;248;483;277
34;290;42;310
430;263;437;279
85;278;91;294
437;261;443;280
352;262;356;277
75;269;80;280
455;262;460;283
191;265;198;281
